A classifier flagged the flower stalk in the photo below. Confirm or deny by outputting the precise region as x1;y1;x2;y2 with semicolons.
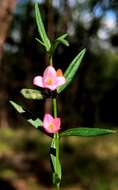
52;78;61;188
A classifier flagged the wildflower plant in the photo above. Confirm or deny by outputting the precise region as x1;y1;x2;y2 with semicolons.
10;3;116;190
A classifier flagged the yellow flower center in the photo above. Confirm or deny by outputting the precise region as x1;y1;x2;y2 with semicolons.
49;123;55;130
47;78;53;85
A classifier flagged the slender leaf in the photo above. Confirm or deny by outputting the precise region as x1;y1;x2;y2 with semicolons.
9;101;43;128
50;138;61;185
57;48;86;93
64;49;86;78
60;127;116;137
21;88;43;100
10;100;25;113
35;3;51;51
28;118;43;129
59;39;69;46
49;33;69;58
56;33;69;46
35;38;45;47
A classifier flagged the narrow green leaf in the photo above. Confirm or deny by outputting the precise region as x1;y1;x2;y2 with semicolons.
9;101;43;128
60;127;116;137
50;138;61;185
56;33;69;46
49;33;69;58
58;39;69;46
64;49;86;78
21;88;43;100
28;118;43;128
35;38;45;47
35;3;51;51
10;101;25;113
57;48;86;93
58;33;68;39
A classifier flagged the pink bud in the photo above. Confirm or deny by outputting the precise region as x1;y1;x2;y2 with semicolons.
33;66;66;91
43;113;61;133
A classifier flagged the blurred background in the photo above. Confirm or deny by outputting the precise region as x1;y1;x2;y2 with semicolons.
0;0;118;189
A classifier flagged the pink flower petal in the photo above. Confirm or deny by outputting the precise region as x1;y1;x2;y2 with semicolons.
43;66;56;79
56;76;66;87
43;114;61;133
53;118;61;130
45;83;57;90
33;76;44;87
33;66;65;91
43;77;57;90
43;113;53;128
42;66;57;90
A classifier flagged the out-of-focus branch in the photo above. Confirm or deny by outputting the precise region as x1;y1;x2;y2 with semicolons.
0;0;16;127
0;0;16;59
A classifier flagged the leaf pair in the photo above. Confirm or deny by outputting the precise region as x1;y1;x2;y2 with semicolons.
9;101;115;136
9;101;43;128
48;33;69;59
35;3;69;54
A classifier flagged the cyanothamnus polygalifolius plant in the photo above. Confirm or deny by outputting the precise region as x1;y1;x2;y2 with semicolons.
10;3;116;190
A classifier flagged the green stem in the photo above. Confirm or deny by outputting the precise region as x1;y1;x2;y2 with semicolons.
53;98;57;117
49;55;53;65
52;98;60;190
53;98;59;165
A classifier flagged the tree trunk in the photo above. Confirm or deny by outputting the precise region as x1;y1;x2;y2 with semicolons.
0;0;16;127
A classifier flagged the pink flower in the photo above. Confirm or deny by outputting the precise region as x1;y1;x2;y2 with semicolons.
33;66;66;91
43;113;61;133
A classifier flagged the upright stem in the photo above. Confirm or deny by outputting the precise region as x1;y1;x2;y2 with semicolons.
53;98;59;160
53;98;57;117
52;98;60;190
49;54;60;189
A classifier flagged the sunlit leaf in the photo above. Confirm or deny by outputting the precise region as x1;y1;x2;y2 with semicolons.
9;101;43;128
21;88;43;100
60;127;116;137
35;3;51;51
57;49;86;93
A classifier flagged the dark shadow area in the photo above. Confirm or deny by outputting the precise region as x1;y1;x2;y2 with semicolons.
0;178;16;190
